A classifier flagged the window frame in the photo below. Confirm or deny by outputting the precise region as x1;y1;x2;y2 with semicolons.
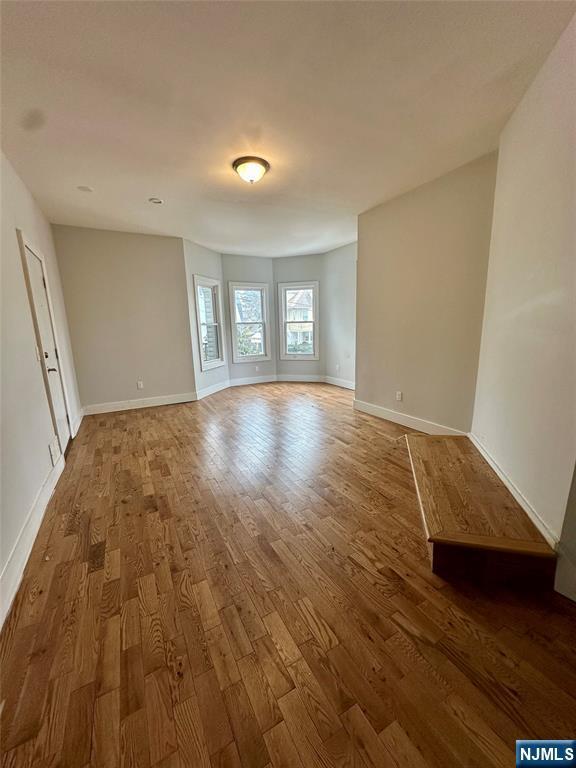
278;280;320;361
193;274;226;371
228;281;272;364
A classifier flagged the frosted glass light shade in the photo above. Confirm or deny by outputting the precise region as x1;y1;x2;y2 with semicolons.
232;156;270;184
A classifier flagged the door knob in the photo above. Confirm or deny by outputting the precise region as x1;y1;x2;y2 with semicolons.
47;367;57;372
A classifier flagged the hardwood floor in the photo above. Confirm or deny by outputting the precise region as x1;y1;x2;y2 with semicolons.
405;434;556;586
406;434;554;554
2;382;576;768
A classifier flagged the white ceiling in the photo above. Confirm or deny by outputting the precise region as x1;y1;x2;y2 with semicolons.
2;1;574;257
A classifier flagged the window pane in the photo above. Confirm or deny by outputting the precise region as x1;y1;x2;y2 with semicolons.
236;323;265;357
201;323;220;361
286;288;314;321
286;321;314;354
234;289;263;323
198;285;216;325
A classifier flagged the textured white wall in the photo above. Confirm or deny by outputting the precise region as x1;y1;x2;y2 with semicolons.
322;243;357;387
55;226;196;408
1;154;81;615
472;17;576;545
357;154;497;432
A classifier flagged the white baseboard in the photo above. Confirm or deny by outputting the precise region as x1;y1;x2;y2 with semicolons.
229;374;354;389
468;433;558;548
70;408;84;437
229;375;277;387
0;455;65;628
82;378;355;415
324;376;355;390
202;373;354;391
195;380;230;400
84;392;197;415
353;399;466;436
277;374;325;383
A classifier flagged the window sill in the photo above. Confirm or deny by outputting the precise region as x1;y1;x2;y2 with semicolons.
232;355;272;365
199;358;227;372
279;354;320;362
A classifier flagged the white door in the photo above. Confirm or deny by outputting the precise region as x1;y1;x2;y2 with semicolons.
25;245;71;453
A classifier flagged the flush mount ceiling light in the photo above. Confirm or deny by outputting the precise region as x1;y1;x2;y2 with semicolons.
148;197;164;204
77;185;93;192
232;156;270;184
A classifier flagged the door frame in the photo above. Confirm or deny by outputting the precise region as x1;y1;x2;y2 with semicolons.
17;229;73;452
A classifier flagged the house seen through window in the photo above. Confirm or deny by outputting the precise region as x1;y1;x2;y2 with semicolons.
229;283;270;363
279;281;319;360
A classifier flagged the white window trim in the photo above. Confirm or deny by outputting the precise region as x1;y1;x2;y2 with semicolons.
278;280;320;361
193;274;226;371
228;281;272;364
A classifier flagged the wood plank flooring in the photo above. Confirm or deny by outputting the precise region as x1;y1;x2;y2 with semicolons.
406;434;554;555
2;383;576;768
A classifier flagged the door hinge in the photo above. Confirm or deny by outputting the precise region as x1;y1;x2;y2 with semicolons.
55;347;59;360
42;276;47;289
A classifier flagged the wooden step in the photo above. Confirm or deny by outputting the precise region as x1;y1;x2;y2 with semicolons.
405;434;556;586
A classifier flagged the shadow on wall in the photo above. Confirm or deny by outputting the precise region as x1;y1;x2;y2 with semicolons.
556;463;576;602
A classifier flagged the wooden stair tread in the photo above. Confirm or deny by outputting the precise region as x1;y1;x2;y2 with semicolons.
405;434;555;559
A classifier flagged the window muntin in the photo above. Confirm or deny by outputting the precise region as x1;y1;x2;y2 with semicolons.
279;281;319;360
229;283;271;363
194;275;225;370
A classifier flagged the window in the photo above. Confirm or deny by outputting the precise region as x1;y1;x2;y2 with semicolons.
194;275;225;370
229;282;271;363
278;281;319;360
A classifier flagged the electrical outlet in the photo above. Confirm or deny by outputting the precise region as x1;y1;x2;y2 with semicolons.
336;363;340;373
255;366;260;372
396;391;403;402
137;380;144;390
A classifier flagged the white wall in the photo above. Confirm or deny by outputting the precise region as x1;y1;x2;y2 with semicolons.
53;227;357;415
220;247;357;387
356;153;497;434
557;464;576;601
183;239;230;396
472;17;576;553
0;160;353;625
222;254;277;383
1;153;81;623
322;243;356;388
54;226;196;411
